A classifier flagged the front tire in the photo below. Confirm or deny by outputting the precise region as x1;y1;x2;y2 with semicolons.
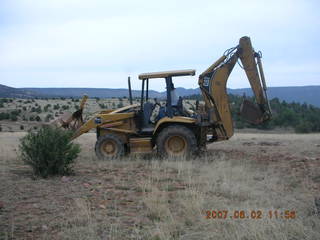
95;134;125;160
156;125;197;158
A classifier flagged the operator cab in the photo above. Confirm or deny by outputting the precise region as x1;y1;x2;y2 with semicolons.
137;69;196;134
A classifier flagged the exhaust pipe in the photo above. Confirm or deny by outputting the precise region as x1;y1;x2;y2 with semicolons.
128;76;133;105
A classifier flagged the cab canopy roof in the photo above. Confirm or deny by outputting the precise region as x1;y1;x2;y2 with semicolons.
138;69;196;80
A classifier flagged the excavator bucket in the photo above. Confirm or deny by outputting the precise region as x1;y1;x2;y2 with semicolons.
51;95;88;131
240;99;264;124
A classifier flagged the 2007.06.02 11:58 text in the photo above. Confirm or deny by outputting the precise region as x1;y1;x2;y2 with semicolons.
204;210;296;219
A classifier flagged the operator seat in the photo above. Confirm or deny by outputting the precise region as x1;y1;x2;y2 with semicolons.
141;102;154;134
176;96;183;113
142;101;154;127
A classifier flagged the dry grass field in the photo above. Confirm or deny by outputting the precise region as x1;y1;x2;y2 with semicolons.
1;131;320;240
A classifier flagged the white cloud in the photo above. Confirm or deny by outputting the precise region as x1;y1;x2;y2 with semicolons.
0;0;319;89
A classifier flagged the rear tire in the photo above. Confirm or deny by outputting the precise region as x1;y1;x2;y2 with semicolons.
156;125;197;158
95;134;125;160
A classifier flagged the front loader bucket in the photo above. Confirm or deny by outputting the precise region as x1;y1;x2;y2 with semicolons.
50;95;88;131
240;99;264;124
51;110;84;131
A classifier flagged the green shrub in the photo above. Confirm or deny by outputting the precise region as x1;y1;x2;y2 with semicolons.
235;121;245;129
0;112;10;120
45;114;53;122
44;104;51;112
36;106;42;113
19;126;81;178
295;121;313;133
11;109;21;116
62;105;69;110
10;114;18;121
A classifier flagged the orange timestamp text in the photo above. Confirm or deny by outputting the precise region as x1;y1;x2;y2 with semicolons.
204;210;296;220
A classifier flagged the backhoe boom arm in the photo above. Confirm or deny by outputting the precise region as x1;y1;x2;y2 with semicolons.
198;36;272;140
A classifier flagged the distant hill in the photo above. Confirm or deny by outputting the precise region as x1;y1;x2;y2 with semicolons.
21;87;200;99
0;84;39;98
0;84;319;106
21;87;164;98
177;86;320;107
228;86;320;107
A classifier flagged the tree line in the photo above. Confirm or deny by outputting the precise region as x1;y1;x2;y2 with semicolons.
186;94;320;133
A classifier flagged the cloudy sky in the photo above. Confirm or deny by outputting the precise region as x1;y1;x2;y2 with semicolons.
0;0;319;91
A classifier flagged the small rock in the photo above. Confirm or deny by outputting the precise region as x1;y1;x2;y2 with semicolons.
83;183;90;188
259;141;281;146
99;204;106;209
253;176;265;181
0;201;4;209
61;176;70;182
42;225;48;231
242;141;254;146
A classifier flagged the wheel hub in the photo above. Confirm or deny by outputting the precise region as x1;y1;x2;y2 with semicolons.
165;135;187;155
102;140;117;155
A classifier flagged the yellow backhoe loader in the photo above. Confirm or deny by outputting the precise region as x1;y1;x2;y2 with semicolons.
58;36;272;159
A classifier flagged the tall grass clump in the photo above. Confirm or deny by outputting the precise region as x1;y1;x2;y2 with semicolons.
19;126;81;178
